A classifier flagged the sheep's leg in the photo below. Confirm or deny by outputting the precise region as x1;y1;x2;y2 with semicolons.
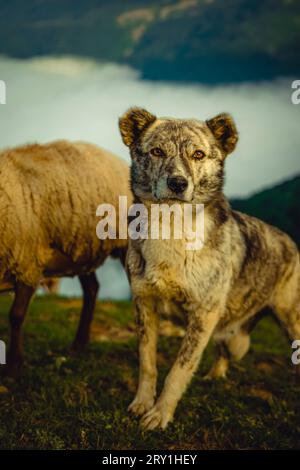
71;272;99;352
6;282;35;377
110;247;128;269
117;247;127;269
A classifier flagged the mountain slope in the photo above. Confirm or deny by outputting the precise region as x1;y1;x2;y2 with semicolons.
0;0;299;83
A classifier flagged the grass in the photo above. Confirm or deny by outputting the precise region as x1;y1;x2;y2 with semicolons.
0;294;299;450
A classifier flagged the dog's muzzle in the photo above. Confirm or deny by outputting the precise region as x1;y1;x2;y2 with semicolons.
167;175;188;194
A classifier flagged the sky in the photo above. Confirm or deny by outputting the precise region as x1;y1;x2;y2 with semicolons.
0;55;299;298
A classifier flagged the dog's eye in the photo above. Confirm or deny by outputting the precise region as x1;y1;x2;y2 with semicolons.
150;147;165;157
192;150;206;159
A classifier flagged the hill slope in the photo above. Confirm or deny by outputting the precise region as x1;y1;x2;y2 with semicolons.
0;0;300;83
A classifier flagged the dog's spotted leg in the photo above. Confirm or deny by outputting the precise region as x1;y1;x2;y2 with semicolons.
129;296;158;417
141;307;220;430
204;331;250;380
203;345;229;380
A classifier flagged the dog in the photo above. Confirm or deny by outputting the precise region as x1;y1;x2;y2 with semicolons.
119;107;300;430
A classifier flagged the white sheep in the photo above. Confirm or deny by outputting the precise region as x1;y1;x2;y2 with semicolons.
0;140;132;376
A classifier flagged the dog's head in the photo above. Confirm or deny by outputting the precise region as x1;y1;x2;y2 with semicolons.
119;107;238;204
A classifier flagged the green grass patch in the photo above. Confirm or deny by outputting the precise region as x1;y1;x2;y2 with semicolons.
0;294;299;450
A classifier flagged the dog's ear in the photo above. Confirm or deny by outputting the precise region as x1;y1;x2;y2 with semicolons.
119;107;156;147
206;113;238;154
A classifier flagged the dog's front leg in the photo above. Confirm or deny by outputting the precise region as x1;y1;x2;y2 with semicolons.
129;296;158;416
141;307;220;430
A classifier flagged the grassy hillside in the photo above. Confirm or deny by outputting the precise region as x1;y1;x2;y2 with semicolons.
0;0;300;83
0;295;299;450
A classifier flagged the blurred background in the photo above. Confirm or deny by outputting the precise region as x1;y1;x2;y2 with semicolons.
0;0;299;299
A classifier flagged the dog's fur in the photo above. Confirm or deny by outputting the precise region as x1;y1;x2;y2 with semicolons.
119;107;300;430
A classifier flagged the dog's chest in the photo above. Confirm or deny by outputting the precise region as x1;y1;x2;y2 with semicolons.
129;238;222;303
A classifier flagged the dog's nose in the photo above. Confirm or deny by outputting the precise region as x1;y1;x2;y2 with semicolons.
167;175;188;193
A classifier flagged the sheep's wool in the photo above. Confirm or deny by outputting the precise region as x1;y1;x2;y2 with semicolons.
0;141;132;285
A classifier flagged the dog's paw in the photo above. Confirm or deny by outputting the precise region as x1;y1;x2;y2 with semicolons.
202;372;214;381
202;370;226;381
128;395;154;417
140;403;173;431
203;358;228;381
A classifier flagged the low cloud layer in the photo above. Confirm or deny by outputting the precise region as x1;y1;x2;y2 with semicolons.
0;55;299;298
1;55;299;197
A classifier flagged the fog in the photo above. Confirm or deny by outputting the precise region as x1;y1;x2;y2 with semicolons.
0;55;299;298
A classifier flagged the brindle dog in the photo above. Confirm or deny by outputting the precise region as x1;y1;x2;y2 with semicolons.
119;107;300;430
